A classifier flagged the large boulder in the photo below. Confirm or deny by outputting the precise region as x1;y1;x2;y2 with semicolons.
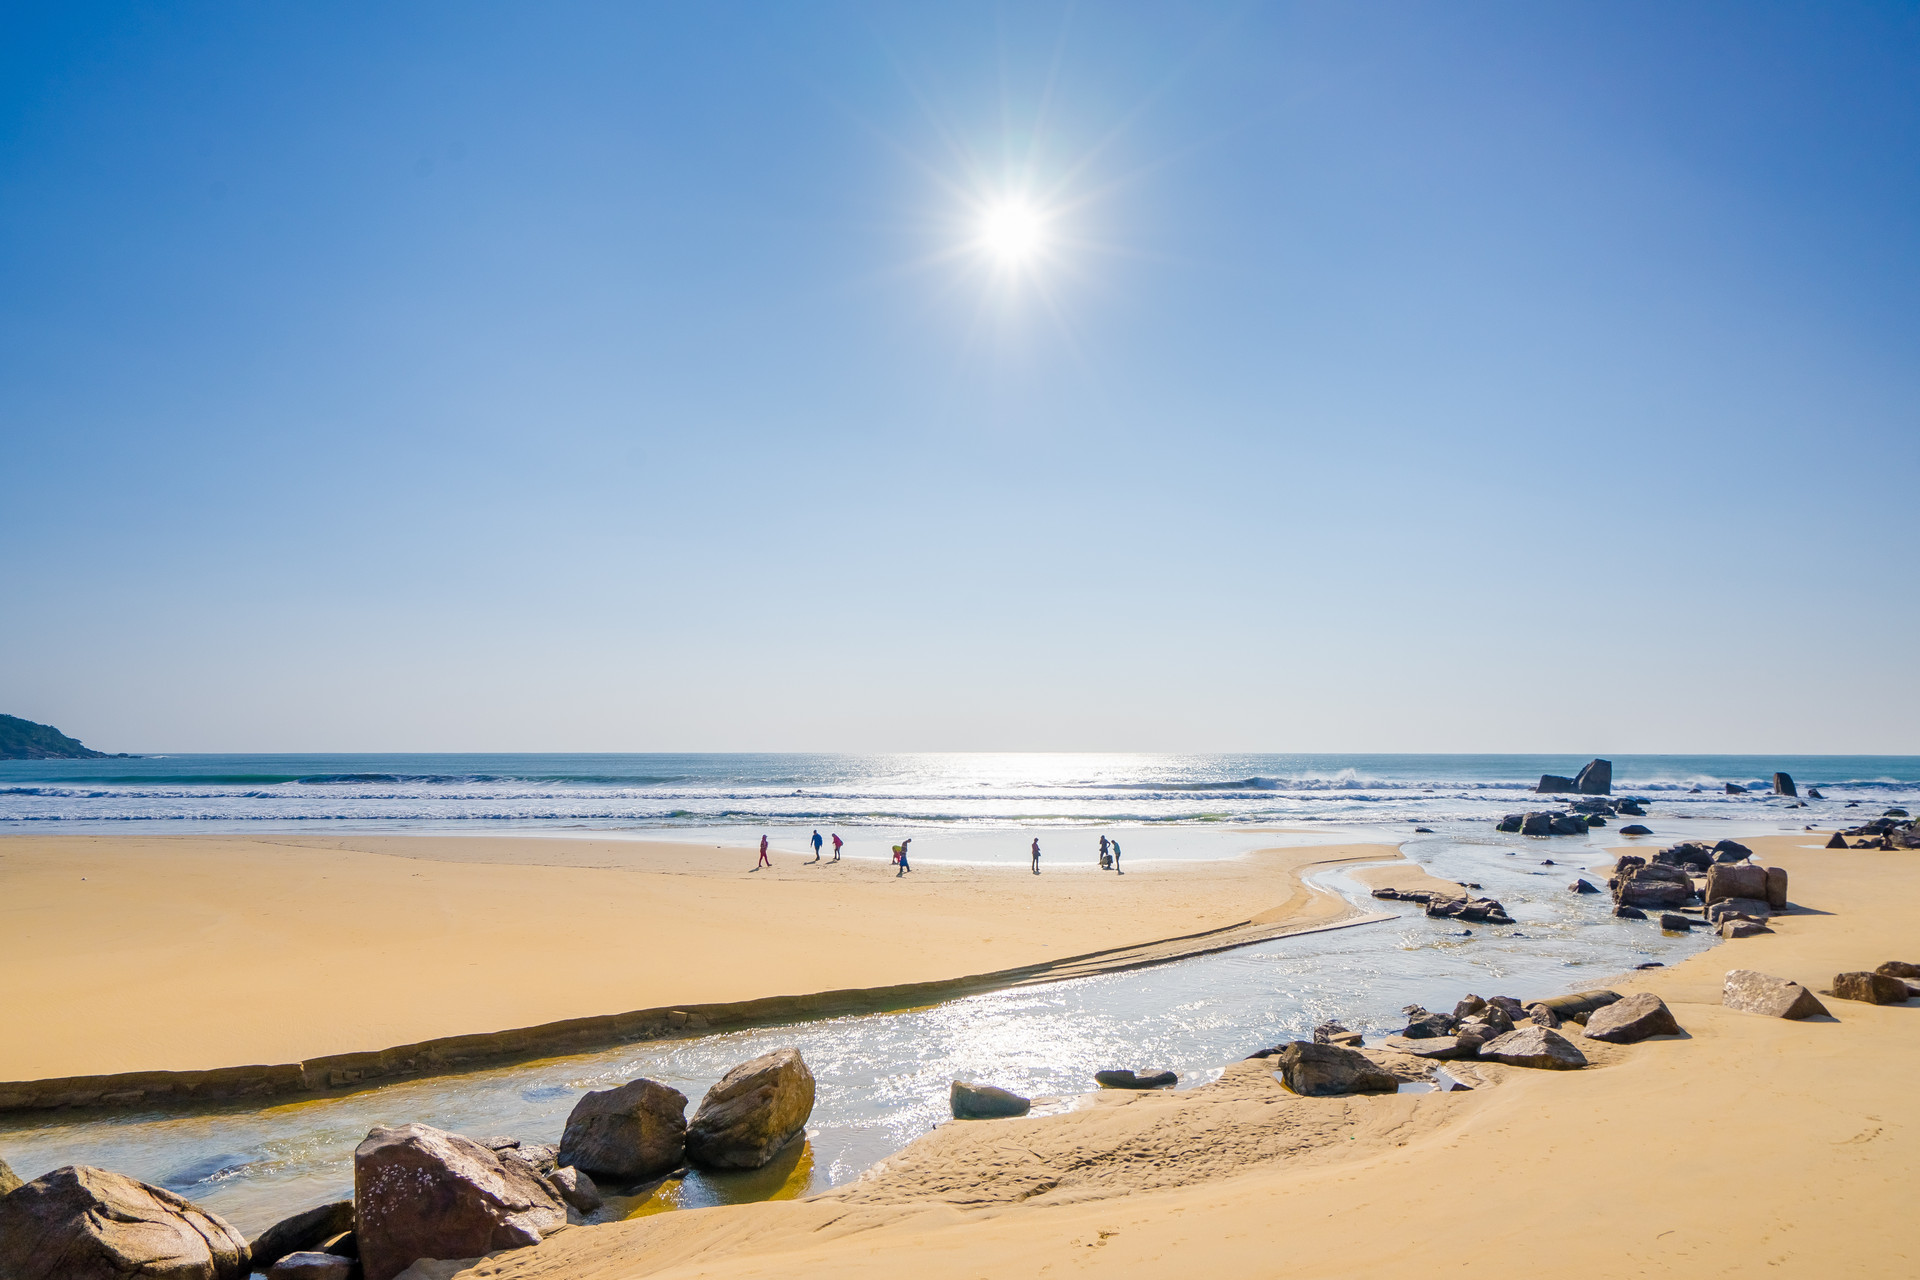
686;1048;816;1170
250;1200;353;1271
1617;872;1694;909
1581;992;1682;1043
1726;782;1748;795
1824;830;1849;849
951;1081;1033;1118
1722;970;1829;1020
353;1123;566;1280
1711;839;1752;862
1548;813;1588;835
1274;1041;1398;1095
1478;1026;1587;1069
1704;863;1769;905
1831;972;1910;1005
1773;771;1797;797
1521;812;1554;835
557;1078;688;1182
1763;867;1789;910
0;1165;249;1280
1574;758;1613;795
1536;774;1577;794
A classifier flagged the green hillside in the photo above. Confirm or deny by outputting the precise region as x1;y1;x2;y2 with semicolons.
0;714;112;760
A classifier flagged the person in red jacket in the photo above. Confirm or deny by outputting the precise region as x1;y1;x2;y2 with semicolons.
756;833;771;869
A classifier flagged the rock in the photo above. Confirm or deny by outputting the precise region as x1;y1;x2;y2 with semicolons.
1726;782;1748;794
1657;842;1713;870
0;1155;20;1196
1831;972;1910;1005
1876;961;1920;979
268;1254;354;1280
1772;771;1797;796
354;1123;566;1280
1312;1020;1352;1044
1382;1035;1475;1060
1721;918;1772;939
1586;815;1608;827
0;1165;250;1280
546;1165;603;1213
1807;788;1824;799
1477;1026;1588;1069
1536;774;1577;794
1521;812;1553;836
1887;807;1911;818
1398;1005;1457;1038
1619;824;1652;836
557;1078;688;1182
1613;904;1647;919
1274;1041;1398;1095
1711;839;1752;862
1570;879;1599;894
947;1082;1034;1119
1486;996;1526;1021
1706;897;1771;924
1547;814;1588;835
686;1048;816;1170
1574;758;1613;795
1093;1069;1178;1089
1581;992;1681;1043
1704;863;1769;905
1452;995;1487;1018
1617;800;1647;816
1760;866;1789;910
1495;813;1523;832
1413;827;1433;833
251;1200;354;1272
1524;1002;1562;1028
1825;830;1848;849
1723;969;1830;1019
1658;913;1696;931
1617;875;1693;909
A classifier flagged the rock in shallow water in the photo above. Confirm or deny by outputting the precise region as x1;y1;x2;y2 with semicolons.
1094;1069;1178;1089
1477;1026;1588;1069
250;1200;353;1272
558;1078;688;1182
547;1165;604;1213
951;1081;1034;1118
354;1123;567;1280
687;1048;816;1170
0;1164;250;1280
1275;1041;1399;1095
268;1253;354;1280
1722;969;1829;1020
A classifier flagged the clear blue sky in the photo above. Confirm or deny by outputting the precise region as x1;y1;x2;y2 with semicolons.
3;2;1916;753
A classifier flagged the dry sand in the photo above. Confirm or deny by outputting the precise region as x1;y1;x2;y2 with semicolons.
401;835;1918;1279
0;833;1400;1082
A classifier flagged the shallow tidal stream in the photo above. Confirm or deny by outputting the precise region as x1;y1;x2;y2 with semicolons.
1;825;1763;1239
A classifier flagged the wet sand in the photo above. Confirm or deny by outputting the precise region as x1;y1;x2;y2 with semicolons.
0;833;1401;1083
404;834;1920;1279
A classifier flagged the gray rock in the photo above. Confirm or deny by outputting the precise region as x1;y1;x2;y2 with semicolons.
687;1048;816;1170
1478;1026;1588;1069
1726;782;1748;794
951;1081;1034;1118
1547;814;1588;835
1876;961;1920;979
1720;918;1772;939
1274;1041;1398;1095
1613;904;1647;919
1773;771;1797;797
558;1078;688;1182
250;1200;353;1272
1763;866;1789;910
1312;1020;1352;1044
1575;758;1613;795
1398;1006;1457;1038
1711;839;1752;862
1536;774;1577;794
1382;1035;1476;1060
268;1254;354;1280
1831;971;1910;1005
1570;879;1600;894
1495;813;1523;832
1619;824;1653;836
1825;830;1849;849
1616;800;1647;816
1617;875;1693;909
1706;898;1771;924
1524;1002;1562;1028
1093;1069;1178;1089
1452;995;1487;1019
546;1165;603;1213
0;1165;250;1280
354;1123;566;1280
1581;992;1682;1043
1658;913;1696;931
1722;969;1829;1020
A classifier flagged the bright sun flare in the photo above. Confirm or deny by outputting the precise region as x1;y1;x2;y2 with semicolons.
980;201;1045;264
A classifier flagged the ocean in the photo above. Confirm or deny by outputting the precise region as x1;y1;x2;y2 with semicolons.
1;752;1912;847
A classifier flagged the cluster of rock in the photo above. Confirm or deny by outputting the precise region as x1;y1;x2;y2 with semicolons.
1718;961;1917;1019
1534;759;1614;795
1827;810;1920;849
0;1047;816;1280
1601;842;1789;938
1370;886;1515;926
1495;795;1646;836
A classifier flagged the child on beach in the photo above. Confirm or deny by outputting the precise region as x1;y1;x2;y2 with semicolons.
757;834;771;869
831;832;843;861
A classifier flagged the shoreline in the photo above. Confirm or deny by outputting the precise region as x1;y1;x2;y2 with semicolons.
0;833;1407;1109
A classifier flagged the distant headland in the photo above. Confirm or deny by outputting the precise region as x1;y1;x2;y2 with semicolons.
0;714;133;760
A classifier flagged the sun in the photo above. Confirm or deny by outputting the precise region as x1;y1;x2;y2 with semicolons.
978;200;1046;266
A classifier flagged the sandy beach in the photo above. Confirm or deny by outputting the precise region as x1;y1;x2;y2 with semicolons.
379;833;1920;1279
0;833;1405;1084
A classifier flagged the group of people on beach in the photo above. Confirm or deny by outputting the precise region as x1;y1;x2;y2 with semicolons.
755;830;1125;877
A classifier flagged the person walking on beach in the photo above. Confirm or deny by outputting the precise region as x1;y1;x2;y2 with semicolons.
756;833;771;869
809;829;824;863
893;837;912;877
831;832;843;862
1099;834;1110;863
1111;838;1122;874
1031;837;1041;875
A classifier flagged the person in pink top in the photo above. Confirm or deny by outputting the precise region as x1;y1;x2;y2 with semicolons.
756;833;771;869
830;832;843;862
